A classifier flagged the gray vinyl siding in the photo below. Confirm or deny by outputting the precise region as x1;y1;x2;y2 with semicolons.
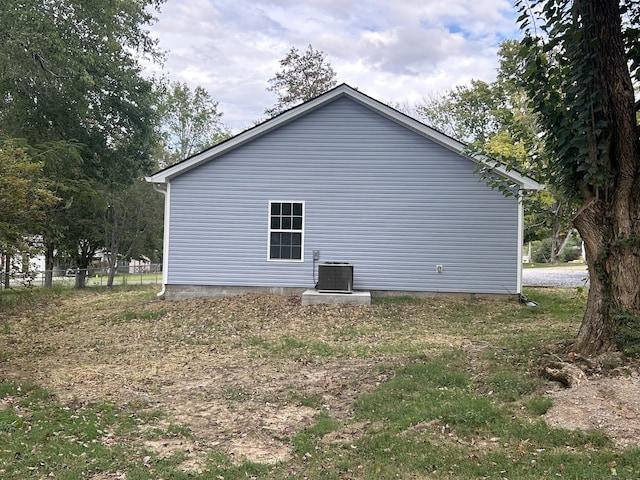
166;97;520;294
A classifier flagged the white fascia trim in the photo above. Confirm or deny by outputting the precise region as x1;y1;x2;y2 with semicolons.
481;159;544;191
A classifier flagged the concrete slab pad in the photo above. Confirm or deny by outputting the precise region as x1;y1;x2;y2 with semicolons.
301;289;371;306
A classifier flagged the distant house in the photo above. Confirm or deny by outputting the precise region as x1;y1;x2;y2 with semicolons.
146;84;541;300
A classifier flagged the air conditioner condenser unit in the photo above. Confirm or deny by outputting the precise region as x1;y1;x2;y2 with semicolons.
317;263;353;293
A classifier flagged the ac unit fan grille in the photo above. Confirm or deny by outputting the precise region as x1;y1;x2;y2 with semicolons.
317;263;353;293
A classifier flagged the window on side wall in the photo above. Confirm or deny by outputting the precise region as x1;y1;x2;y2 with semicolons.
268;201;304;261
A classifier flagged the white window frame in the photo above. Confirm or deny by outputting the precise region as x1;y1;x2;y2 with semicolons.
267;200;305;262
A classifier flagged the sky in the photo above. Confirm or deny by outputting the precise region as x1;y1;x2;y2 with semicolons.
145;0;522;133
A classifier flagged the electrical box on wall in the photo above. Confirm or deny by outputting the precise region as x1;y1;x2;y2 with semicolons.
317;263;353;293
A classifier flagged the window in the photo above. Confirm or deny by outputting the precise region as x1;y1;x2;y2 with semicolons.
268;201;304;260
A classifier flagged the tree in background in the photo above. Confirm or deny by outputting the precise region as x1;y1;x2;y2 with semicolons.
265;45;337;117
487;40;576;263
0;0;164;287
416;41;574;262
0;141;58;248
159;82;231;166
0;140;59;288
54;185;105;289
103;180;164;288
517;0;640;355
418;80;504;147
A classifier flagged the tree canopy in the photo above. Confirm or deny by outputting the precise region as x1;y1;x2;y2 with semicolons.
265;45;338;117
418;79;505;147
0;0;165;285
0;140;59;253
159;82;231;166
1;0;162;179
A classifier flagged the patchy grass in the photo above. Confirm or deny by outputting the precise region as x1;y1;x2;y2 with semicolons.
0;381;157;479
0;284;70;310
2;285;640;478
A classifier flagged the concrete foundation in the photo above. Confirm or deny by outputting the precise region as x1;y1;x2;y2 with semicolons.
163;284;305;301
301;289;371;306
160;284;518;302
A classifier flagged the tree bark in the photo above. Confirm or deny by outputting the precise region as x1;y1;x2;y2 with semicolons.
550;202;563;264
573;196;640;355
570;0;640;355
74;240;95;289
44;241;54;289
550;226;573;265
105;203;120;289
106;252;118;289
74;269;87;289
3;254;9;289
573;201;615;354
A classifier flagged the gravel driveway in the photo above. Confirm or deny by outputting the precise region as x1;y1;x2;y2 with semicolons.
522;265;590;288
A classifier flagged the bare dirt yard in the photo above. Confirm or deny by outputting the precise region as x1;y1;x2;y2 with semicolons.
2;287;640;469
544;375;640;449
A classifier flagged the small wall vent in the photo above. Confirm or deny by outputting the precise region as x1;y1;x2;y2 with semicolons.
317;263;353;293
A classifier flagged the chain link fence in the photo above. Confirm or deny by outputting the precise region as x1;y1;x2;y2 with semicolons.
0;264;163;290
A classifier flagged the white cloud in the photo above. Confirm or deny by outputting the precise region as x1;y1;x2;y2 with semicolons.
147;0;521;132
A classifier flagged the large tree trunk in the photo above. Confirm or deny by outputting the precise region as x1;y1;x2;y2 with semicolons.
573;202;614;354
570;0;640;355
574;195;640;355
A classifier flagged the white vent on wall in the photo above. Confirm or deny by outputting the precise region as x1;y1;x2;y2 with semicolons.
317;263;353;293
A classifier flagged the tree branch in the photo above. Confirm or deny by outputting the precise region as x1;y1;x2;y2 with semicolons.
19;41;67;79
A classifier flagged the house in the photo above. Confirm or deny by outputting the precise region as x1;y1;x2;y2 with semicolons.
146;84;541;301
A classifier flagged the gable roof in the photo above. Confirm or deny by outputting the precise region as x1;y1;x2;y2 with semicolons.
146;83;542;191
